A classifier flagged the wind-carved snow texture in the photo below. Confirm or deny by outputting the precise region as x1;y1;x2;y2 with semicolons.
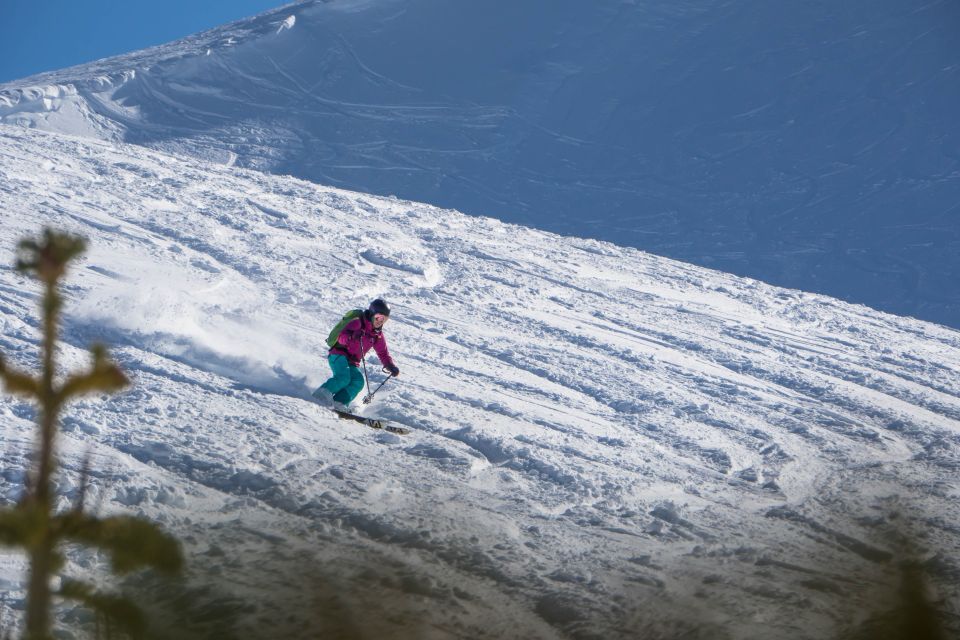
1;0;958;328
1;126;959;638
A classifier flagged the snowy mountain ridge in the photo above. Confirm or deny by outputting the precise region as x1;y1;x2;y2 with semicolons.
2;0;959;328
1;124;959;638
0;1;306;142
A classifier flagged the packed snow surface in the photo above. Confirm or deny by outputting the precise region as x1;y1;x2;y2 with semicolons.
1;125;959;638
1;0;958;327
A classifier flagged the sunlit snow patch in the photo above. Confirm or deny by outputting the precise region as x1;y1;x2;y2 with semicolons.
359;245;441;288
277;15;296;34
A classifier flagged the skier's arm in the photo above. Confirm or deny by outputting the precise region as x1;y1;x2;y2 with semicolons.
373;334;399;376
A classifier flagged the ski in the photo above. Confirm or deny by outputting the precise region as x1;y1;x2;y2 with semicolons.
333;410;410;435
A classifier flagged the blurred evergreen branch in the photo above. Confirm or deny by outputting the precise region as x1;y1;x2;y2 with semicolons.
0;229;184;640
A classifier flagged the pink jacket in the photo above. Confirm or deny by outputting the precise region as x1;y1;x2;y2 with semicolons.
330;313;396;370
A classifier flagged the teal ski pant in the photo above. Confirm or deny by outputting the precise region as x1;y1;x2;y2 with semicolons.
319;354;365;405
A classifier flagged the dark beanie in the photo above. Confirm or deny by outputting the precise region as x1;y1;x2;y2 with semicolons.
368;299;390;317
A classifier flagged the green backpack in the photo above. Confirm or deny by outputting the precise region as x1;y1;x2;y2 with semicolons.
325;309;364;348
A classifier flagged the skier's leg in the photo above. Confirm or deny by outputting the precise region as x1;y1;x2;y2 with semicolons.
315;355;352;398
333;365;366;406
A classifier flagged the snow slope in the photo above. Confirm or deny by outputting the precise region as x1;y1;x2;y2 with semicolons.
1;125;959;638
1;0;958;328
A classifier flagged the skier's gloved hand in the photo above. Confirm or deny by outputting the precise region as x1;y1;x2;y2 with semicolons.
387;364;400;377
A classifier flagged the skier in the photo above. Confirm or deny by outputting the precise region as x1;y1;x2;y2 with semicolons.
312;299;400;412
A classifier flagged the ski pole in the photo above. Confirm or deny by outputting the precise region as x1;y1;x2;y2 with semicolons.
360;335;393;403
360;335;371;391
359;335;379;403
363;372;392;404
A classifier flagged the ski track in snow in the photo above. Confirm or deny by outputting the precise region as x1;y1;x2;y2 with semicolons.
1;125;959;638
3;0;958;328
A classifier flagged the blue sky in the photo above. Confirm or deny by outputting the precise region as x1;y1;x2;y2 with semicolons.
0;0;285;83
